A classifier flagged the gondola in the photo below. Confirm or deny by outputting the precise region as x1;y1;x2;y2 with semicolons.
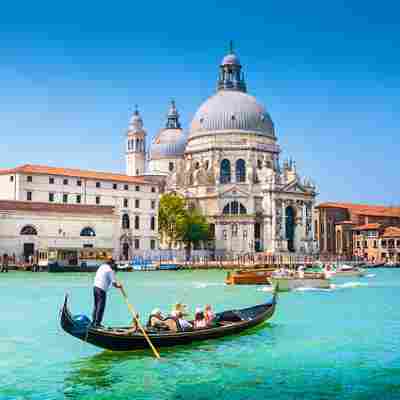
60;292;277;351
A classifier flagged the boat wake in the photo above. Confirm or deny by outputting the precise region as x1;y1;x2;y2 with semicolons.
193;282;225;289
366;274;376;278
294;287;332;292
331;281;369;290
257;286;274;292
294;281;369;292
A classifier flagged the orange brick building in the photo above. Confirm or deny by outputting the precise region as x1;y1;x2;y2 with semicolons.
315;202;400;259
353;225;400;263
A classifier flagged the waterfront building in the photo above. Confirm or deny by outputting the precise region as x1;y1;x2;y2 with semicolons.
353;225;400;263
315;202;400;259
0;165;159;262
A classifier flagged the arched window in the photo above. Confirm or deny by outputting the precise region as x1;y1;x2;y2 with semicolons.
80;227;96;237
220;159;231;184
169;162;174;172
150;216;156;231
20;225;37;235
235;159;246;183
136;138;139;151
122;214;130;229
222;202;247;215
223;203;230;214
135;215;140;230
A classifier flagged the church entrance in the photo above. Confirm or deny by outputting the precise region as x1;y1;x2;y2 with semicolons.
23;243;35;262
285;206;296;252
122;242;130;261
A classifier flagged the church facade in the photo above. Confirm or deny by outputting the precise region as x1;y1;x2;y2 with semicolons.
138;46;318;256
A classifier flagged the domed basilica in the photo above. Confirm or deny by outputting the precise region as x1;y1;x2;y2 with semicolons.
125;45;318;256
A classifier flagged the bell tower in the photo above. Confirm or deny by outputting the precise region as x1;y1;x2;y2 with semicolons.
126;105;146;176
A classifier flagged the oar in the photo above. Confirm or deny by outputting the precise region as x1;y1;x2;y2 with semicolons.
119;285;161;360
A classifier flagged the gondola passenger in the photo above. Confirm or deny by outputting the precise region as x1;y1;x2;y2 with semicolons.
194;307;207;329
147;308;169;330
204;304;215;326
176;310;193;331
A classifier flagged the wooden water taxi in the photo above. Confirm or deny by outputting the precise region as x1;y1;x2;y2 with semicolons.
225;268;275;285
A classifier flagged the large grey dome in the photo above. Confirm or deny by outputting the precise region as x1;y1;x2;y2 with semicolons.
189;91;274;138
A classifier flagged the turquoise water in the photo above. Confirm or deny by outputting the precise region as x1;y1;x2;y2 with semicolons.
0;269;399;399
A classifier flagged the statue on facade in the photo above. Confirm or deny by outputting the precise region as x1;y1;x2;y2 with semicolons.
247;162;255;184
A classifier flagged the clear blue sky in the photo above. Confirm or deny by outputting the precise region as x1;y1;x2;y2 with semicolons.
0;0;399;205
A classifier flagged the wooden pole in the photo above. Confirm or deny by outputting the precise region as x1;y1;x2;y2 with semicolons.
119;286;161;360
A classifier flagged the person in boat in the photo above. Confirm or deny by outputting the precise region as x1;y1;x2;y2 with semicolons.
193;307;207;329
171;302;188;318
1;253;9;273
175;310;193;331
92;258;123;327
297;265;304;279
147;308;169;330
204;304;216;326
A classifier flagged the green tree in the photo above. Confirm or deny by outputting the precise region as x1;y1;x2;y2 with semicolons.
158;193;186;249
182;206;209;260
158;193;209;258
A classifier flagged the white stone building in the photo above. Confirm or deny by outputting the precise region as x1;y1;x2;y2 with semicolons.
0;165;159;262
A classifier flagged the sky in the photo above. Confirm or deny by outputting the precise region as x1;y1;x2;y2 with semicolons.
0;0;399;205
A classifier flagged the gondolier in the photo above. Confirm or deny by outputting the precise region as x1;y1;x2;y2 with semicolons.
92;258;123;327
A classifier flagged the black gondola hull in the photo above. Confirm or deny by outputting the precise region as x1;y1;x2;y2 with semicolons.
60;294;276;351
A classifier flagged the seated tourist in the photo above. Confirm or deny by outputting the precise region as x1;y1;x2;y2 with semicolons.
147;308;169;330
204;304;216;326
193;307;207;329
176;310;193;331
171;302;188;318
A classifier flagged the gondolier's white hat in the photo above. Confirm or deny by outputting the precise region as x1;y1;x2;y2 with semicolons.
151;308;161;315
195;307;203;314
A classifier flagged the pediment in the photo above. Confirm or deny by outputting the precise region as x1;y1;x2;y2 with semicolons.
220;185;250;198
281;180;308;194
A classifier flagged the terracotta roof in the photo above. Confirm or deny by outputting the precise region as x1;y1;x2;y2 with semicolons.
317;202;400;218
352;223;381;231
0;200;115;215
382;226;400;238
0;164;155;185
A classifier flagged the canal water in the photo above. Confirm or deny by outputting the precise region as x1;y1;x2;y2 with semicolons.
0;269;399;399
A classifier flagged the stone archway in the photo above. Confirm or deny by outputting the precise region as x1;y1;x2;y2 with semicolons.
122;243;130;260
120;235;131;261
285;206;296;252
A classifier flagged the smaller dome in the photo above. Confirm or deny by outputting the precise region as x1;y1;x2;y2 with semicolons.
221;53;240;66
149;129;187;160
